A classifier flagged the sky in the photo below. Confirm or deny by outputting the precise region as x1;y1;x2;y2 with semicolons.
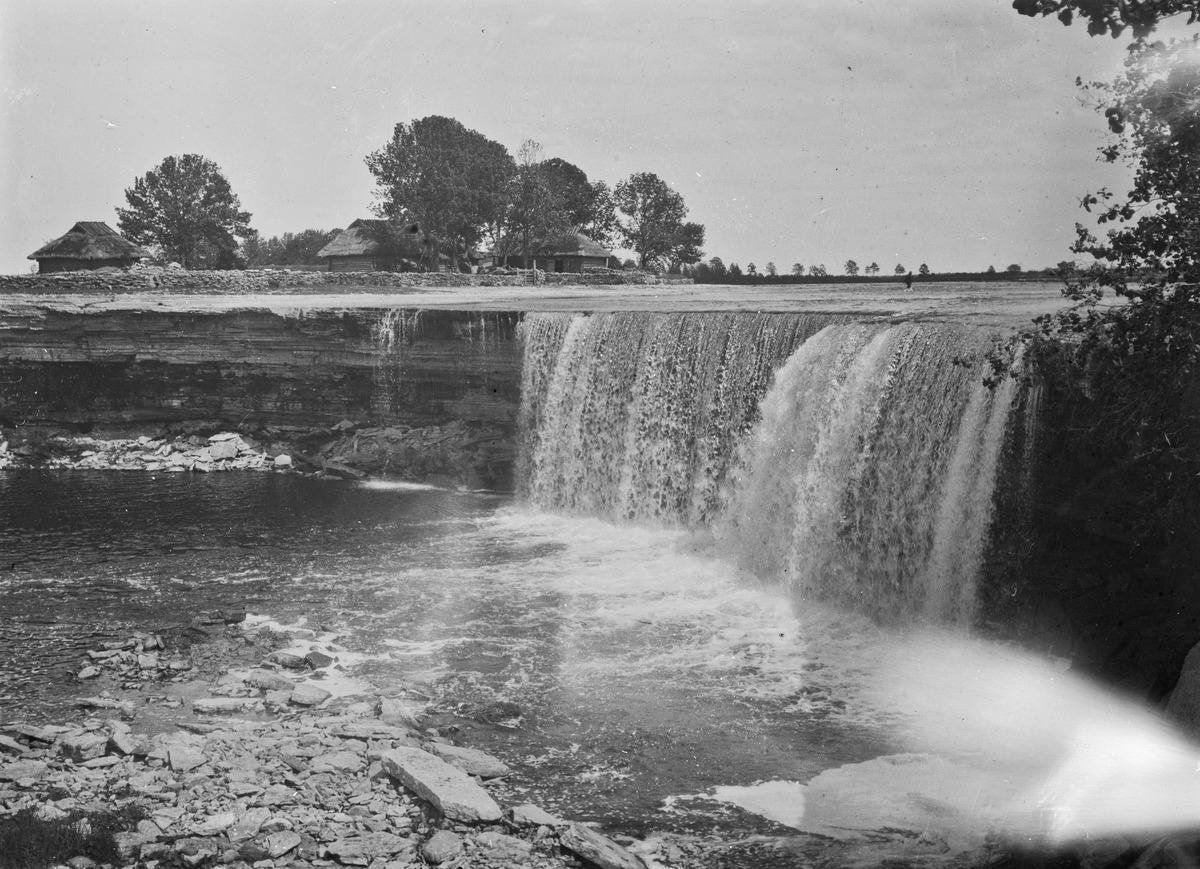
0;0;1154;275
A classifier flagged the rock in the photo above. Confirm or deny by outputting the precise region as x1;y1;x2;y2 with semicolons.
82;755;122;768
109;731;150;756
477;830;533;861
380;746;502;824
265;830;302;858
325;832;413;865
305;650;335;668
193;696;260;714
227;807;272;841
208;432;240;442
9;724;54;744
273;454;293;468
509;803;567;828
0;734;27;756
208;439;240;460
559;823;646;869
193;811;238;836
267;651;307;669
77;666;102;680
426;743;511;779
244;669;295;691
378;697;422;729
168;745;207;773
137;653;159;669
256;783;297;806
0;759;48;781
291;682;332;706
60;732;109;762
420;830;463;864
310;750;365;774
76;696;136;718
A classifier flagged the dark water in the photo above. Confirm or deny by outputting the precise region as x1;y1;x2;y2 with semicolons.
0;469;894;833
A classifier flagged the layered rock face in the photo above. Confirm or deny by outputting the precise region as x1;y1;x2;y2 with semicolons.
0;307;522;488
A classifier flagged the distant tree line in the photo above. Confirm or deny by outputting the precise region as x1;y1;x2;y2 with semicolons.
113;116;705;271
681;256;1063;284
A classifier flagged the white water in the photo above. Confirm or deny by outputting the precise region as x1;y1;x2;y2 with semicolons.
521;314;1014;625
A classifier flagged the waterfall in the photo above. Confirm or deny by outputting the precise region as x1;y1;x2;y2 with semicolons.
519;313;1020;625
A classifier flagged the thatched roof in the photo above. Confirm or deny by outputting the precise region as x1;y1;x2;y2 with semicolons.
316;219;428;258
529;229;613;259
28;222;146;261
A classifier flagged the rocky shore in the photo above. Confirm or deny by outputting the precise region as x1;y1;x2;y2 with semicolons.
0;619;656;869
0;420;512;489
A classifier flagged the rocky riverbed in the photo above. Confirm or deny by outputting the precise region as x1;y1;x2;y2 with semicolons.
0;617;660;869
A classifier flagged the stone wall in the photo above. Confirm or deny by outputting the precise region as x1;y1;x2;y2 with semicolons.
0;265;682;295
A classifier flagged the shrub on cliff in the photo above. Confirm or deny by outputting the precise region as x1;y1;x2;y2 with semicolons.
995;12;1200;542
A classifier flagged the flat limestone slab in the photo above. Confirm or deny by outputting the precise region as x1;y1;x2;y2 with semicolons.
559;823;646;869
379;747;501;824
425;743;511;779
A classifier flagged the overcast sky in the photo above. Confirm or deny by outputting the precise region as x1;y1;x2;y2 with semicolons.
0;0;1146;275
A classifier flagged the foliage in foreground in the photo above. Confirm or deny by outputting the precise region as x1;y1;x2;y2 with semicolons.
0;805;146;869
991;27;1200;543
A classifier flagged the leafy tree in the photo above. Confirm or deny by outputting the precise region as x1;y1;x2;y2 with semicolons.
747;262;758;276
614;172;704;269
765;262;777;277
708;256;728;278
812;264;828;277
728;262;743;278
894;263;906;275
244;228;339;267
116;154;253;269
791;263;805;276
1011;0;1200;38
844;259;860;276
1006;263;1023;273
539;158;618;249
994;3;1200;540
986;264;997;274
365;116;514;268
496;139;571;267
866;262;880;275
918;262;931;275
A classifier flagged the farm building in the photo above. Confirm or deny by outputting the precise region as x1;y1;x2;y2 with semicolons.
28;222;147;273
496;229;614;272
316;218;440;272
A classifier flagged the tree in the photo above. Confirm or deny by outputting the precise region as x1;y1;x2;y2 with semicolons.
365;116;514;269
919;263;931;275
747;262;758;276
1006;263;1023;273
540;158;619;249
613;172;704;270
1011;0;1200;38
496;139;571;267
116;154;253;269
708;256;728;278
810;264;828;277
986;264;998;274
791;263;805;276
992;4;1200;540
766;262;777;277
894;263;906;275
244;228;339;267
866;262;880;276
728;262;743;278
844;259;860;276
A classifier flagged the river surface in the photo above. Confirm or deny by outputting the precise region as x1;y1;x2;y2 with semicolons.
0;470;904;837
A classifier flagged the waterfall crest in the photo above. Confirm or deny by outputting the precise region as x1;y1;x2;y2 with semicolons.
518;313;1021;625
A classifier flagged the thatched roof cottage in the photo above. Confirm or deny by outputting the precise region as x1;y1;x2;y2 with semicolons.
496;229;614;272
28;222;147;273
316;218;440;272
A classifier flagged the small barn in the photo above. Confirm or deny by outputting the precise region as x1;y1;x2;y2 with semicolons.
316;218;436;272
497;229;614;273
28;222;147;273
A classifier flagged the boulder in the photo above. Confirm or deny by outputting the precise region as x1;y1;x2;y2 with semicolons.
310;750;364;774
324;832;413;865
426;743;511;779
0;759;48;782
509;803;567;828
290;682;331;706
420;830;463;864
243;669;294;691
559;823;646;869
380;746;502;823
168;745;207;773
60;732;109;762
193;696;260;715
378;697;422;729
304;650;335;668
476;830;533;861
0;735;27;756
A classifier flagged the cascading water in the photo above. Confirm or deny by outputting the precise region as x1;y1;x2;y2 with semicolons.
519;313;1018;625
